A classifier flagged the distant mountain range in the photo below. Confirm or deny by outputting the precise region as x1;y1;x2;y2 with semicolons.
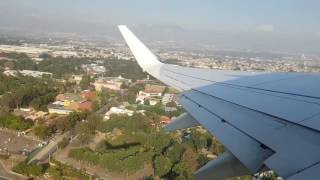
0;24;319;56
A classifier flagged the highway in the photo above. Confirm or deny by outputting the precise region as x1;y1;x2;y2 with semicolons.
0;161;24;180
28;132;70;164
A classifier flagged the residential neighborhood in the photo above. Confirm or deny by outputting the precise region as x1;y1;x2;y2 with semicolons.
48;91;95;115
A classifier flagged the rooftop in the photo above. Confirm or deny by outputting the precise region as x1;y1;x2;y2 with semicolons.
144;84;166;94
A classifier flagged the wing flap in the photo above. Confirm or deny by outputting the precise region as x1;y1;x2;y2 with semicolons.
196;84;320;125
164;112;200;132
195;151;251;180
183;89;320;178
288;163;320;180
180;94;274;173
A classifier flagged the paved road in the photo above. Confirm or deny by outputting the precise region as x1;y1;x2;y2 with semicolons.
28;132;70;164
0;161;24;180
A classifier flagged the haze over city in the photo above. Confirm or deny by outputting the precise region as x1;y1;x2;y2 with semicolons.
1;0;320;54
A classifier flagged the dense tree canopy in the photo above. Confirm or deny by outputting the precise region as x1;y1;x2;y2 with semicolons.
0;112;33;131
0;74;60;110
33;124;52;139
1;52;146;79
14;162;44;177
79;75;92;90
154;155;173;177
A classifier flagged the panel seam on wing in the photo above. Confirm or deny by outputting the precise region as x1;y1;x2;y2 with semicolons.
191;88;320;133
164;67;320;101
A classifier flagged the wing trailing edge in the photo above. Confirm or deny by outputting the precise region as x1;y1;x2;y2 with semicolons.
195;151;251;180
164;112;200;132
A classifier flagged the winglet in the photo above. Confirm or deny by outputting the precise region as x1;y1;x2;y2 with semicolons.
118;25;163;79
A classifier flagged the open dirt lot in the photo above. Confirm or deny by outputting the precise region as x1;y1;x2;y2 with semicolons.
0;130;40;154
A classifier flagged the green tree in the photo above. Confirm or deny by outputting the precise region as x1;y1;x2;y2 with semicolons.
87;113;103;131
197;154;210;168
80;75;92;90
166;101;177;108
91;100;100;112
166;143;185;163
211;138;226;155
55;112;87;132
55;117;73;132
73;114;103;144
0;74;59;110
120;82;129;89
172;162;194;180
47;166;63;180
186;129;212;152
0;94;15;109
75;121;95;145
144;99;150;106
154;155;173;177
14;162;44;177
0;113;33;131
125;83;144;104
39;53;52;59
33;125;51;139
98;89;111;106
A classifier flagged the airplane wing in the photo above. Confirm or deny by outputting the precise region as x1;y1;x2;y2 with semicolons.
118;25;320;180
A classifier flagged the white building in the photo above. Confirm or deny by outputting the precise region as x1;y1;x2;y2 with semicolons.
47;104;73;115
19;70;52;78
104;106;134;120
136;85;166;105
0;45;49;58
52;51;78;58
82;64;106;75
162;93;175;105
3;70;18;77
70;75;83;84
93;76;131;91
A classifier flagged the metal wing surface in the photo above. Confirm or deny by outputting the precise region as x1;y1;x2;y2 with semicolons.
118;25;320;180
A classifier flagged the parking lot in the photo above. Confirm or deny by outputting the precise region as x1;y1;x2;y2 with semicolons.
0;129;41;154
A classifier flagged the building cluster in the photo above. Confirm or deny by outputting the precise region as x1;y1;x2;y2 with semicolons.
136;84;166;105
159;51;320;73
0;45;49;58
48;90;96;115
93;76;131;91
14;108;49;122
0;43;134;60
82;63;106;75
3;69;52;78
1;40;320;74
69;74;83;84
104;106;134;119
136;84;179;111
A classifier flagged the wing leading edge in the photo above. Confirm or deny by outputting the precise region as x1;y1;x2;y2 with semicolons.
118;25;320;180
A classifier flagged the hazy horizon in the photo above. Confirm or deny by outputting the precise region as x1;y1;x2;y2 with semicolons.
1;0;320;55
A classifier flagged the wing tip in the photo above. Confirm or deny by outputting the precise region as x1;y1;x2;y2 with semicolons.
118;25;126;29
117;24;163;79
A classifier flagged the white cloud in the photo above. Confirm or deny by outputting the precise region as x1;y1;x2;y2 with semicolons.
256;24;275;32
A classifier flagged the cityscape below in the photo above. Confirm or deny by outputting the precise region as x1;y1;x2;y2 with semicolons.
0;1;319;180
